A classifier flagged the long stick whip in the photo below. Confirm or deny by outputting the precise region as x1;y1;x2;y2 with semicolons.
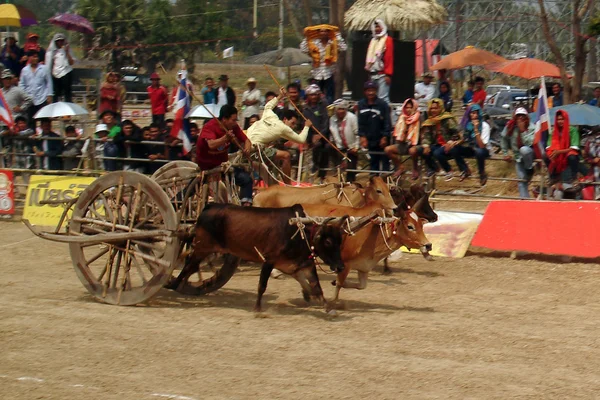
263;64;349;161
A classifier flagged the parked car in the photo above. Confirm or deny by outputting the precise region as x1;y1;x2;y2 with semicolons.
485;85;521;102
484;90;535;150
121;73;151;103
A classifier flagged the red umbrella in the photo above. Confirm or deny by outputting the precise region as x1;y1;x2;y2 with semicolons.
48;13;94;35
486;58;562;79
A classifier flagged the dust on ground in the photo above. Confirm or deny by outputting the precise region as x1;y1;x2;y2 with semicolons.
2;221;600;399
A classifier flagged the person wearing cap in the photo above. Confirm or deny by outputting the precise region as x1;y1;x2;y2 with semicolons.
19;51;53;129
216;74;235;107
365;19;394;103
201;77;216;105
300;25;347;105
22;33;45;67
385;98;421;179
1;69;32;121
329;98;359;181
501;107;536;198
358;80;391;174
45;33;75;103
93;123;110;170
33;118;63;170
241;77;261;129
1;36;24;77
303;83;330;181
147;72;168;128
415;72;435;118
246;87;313;184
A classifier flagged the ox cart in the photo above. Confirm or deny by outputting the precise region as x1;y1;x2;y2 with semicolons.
23;160;252;305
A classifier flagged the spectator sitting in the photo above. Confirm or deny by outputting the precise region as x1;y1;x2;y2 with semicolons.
439;81;453;113
61;125;83;170
584;133;600;200
114;120;144;173
459;104;491;185
589;87;600;107
201;77;216;104
462;80;474;107
143;123;167;175
385;98;421;180
472;76;486;107
329;99;359;182
501;107;535;198
420;98;460;180
546;110;580;185
34;118;63;170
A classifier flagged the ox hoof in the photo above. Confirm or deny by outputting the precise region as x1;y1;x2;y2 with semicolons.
382;266;393;275
331;280;337;286
302;290;311;303
425;255;434;261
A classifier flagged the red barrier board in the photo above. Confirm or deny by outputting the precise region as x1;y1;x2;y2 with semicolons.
0;169;15;215
471;200;600;258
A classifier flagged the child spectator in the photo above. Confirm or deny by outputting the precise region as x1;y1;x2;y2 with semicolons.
462;80;474;107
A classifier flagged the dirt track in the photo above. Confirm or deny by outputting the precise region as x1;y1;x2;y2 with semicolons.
2;221;600;399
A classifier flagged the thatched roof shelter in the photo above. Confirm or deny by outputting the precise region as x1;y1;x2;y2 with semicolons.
345;0;447;32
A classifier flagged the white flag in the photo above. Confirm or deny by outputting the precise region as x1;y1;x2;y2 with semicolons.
223;46;234;59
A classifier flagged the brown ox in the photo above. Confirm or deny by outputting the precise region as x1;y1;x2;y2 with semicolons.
302;197;431;304
170;203;350;312
253;176;396;210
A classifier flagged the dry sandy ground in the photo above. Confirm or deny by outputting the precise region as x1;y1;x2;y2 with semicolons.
2;221;600;399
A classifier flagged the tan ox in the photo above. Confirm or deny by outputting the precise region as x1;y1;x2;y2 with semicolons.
302;197;431;304
254;176;396;210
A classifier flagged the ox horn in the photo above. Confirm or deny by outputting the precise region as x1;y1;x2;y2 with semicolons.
412;195;427;215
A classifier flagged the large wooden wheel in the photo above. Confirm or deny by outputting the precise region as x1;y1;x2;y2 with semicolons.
68;171;180;305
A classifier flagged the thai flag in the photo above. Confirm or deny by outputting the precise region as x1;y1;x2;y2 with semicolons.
0;90;14;129
170;70;192;155
533;76;550;158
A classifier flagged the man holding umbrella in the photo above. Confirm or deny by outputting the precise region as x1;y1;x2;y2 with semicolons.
19;51;53;129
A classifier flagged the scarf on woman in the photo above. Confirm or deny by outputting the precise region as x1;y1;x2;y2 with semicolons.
463;104;483;146
422;98;454;127
547;110;577;174
365;19;388;72
394;98;420;145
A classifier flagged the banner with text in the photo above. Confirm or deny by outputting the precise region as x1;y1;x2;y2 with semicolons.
0;169;15;215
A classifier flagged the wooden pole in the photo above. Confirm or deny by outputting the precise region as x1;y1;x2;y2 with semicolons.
263;64;348;161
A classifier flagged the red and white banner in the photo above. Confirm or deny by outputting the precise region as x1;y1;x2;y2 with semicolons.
0;169;15;215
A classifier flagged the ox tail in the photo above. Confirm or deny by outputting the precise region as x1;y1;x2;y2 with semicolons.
184;254;241;295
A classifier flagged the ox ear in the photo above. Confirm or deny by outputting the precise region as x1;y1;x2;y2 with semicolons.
412;195;427;215
353;182;364;189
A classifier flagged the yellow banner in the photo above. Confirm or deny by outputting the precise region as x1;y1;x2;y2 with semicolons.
23;175;96;227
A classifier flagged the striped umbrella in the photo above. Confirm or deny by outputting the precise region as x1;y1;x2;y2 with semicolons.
0;4;37;28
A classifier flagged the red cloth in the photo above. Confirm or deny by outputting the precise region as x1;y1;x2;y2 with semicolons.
147;85;168;115
382;36;394;76
547;110;577;175
99;84;119;113
472;89;487;107
196;119;247;170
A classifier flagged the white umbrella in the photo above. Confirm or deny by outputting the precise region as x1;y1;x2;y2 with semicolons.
34;102;89;119
186;104;222;119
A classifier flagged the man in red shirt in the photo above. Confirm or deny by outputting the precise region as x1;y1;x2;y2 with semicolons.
196;105;254;205
147;72;168;129
472;76;487;107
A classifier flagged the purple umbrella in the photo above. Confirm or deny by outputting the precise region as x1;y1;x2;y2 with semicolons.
48;13;94;35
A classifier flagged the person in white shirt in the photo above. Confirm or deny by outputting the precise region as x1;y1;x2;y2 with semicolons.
414;72;435;117
329;98;359;181
246;87;312;184
216;74;235;107
45;33;74;103
241;77;261;129
19;51;53;128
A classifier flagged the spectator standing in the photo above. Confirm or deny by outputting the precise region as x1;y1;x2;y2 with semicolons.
241;77;261;129
99;110;121;171
329;99;359;182
546;110;580;184
45;33;74;103
1;70;32;120
33;118;63;170
303;84;330;182
22;33;45;67
201;77;216;104
19;51;53;128
4;116;34;170
589;87;600;107
420;98;460;180
0;36;23;77
196;105;253;205
358;80;391;174
364;19;394;103
300;25;347;104
216;74;235;107
472;77;486;107
385;98;421;179
462;80;474;107
501;107;535;198
61;125;83;170
114;120;144;173
458;104;491;185
147;72;168;128
99;72;122;115
414;72;435;118
142;123;167;175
